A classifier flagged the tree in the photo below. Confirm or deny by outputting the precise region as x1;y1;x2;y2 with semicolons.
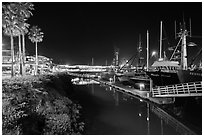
2;3;20;77
28;26;44;75
9;2;34;76
2;2;34;76
14;2;34;75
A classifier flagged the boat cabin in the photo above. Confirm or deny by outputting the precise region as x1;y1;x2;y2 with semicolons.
151;60;180;72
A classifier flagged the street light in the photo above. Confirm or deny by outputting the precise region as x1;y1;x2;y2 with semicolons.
151;51;157;57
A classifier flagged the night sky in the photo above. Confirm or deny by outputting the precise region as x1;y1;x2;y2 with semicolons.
2;2;202;65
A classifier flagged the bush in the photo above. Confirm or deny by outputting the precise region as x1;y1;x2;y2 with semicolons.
2;73;84;135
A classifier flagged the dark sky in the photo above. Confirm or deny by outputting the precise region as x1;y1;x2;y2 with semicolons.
3;2;202;65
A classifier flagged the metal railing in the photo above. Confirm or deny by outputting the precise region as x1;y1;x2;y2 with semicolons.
151;81;202;97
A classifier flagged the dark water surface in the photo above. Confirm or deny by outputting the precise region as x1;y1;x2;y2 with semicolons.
71;83;198;135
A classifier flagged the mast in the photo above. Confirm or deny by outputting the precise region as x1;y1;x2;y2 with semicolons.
181;30;188;70
159;21;163;59
146;30;149;71
91;57;94;66
138;34;142;66
173;18;189;70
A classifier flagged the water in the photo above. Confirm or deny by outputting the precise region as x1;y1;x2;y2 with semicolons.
71;82;196;135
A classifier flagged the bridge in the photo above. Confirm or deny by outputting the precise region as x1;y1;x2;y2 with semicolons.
151;81;202;97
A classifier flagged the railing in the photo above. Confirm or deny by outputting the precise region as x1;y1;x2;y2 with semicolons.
151;81;202;97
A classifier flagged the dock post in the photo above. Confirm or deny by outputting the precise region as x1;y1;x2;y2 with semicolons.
113;75;116;83
149;79;153;97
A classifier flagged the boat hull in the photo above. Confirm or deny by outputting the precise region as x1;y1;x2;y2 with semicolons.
146;70;202;86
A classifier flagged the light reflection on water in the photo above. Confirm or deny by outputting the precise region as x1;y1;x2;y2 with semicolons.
72;78;195;135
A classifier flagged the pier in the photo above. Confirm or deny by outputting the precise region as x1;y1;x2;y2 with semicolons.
67;72;202;105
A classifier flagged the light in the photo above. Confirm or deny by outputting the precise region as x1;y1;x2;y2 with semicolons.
139;83;145;90
138;113;142;117
158;58;164;61
147;117;149;121
139;99;143;102
151;51;157;57
188;42;197;47
109;78;113;82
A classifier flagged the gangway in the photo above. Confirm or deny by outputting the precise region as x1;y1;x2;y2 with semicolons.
151;81;202;97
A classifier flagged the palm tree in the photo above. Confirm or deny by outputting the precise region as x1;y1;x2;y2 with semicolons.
9;2;34;76
15;2;34;75
2;3;20;77
28;26;44;75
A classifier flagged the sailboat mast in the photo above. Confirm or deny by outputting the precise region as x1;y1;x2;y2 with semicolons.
181;30;188;70
138;34;142;66
146;30;149;71
159;21;163;59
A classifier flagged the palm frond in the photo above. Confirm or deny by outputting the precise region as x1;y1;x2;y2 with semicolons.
28;26;44;43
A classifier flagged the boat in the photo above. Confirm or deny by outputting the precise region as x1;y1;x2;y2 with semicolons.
146;20;202;86
117;34;149;83
71;77;99;85
116;71;136;82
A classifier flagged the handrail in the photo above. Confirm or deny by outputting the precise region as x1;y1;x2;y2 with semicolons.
151;81;202;97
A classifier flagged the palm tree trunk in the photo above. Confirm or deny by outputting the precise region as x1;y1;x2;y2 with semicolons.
22;33;25;76
10;31;14;77
18;34;23;75
35;41;38;75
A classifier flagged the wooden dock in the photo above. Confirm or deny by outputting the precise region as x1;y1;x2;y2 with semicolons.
93;78;175;105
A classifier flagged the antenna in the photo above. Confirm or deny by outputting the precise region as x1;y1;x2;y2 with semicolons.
174;20;177;39
159;21;163;59
182;12;186;30
189;18;192;37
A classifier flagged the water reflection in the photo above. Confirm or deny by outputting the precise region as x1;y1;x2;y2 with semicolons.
147;103;150;135
87;84;195;135
71;77;99;85
91;83;94;94
72;77;196;135
113;89;119;106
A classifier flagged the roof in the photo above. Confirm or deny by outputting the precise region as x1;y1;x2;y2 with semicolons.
152;61;180;67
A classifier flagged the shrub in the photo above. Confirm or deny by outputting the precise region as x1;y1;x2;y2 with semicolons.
2;74;84;135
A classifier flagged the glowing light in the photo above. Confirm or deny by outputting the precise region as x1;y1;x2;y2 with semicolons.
147;117;149;121
151;51;157;57
138;113;142;117
188;42;197;47
158;58;164;61
139;83;145;90
109;78;113;82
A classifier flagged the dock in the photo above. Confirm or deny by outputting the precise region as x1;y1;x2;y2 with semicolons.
67;72;175;104
67;72;201;105
93;78;175;105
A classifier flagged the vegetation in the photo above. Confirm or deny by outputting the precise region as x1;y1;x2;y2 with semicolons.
28;25;44;75
2;73;84;135
2;2;34;76
2;2;35;76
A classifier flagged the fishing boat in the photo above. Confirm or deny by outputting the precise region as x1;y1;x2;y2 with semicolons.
117;34;148;83
146;20;202;86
